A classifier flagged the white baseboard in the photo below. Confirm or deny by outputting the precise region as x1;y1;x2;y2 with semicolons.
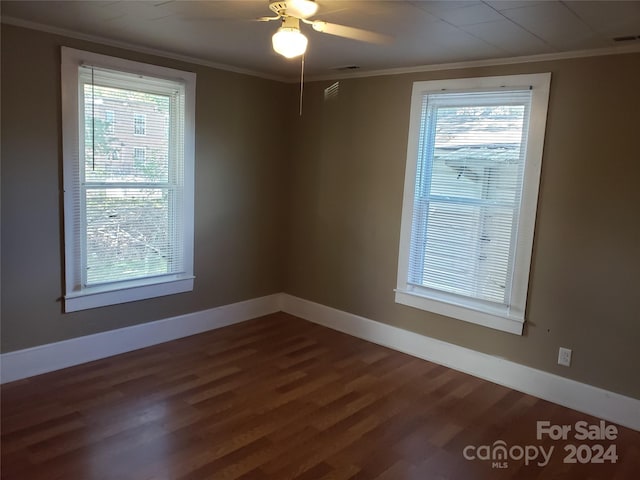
3;292;638;432
280;294;640;432
0;293;282;384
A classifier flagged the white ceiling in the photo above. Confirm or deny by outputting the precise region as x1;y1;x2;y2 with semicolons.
2;1;640;80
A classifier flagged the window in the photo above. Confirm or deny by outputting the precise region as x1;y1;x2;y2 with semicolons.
133;147;146;163
105;110;115;134
396;73;550;334
61;47;196;312
133;113;146;135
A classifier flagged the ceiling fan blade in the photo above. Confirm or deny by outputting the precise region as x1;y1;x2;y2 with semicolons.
257;16;281;22
311;21;393;45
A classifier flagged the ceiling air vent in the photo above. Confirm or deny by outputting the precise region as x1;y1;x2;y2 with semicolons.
613;35;640;42
333;65;360;71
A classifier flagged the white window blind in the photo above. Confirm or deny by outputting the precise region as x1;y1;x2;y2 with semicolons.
62;48;196;312
409;90;530;304
78;66;184;286
396;74;551;334
80;66;185;286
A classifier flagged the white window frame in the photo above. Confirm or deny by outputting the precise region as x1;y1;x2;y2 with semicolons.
61;47;196;312
396;73;551;335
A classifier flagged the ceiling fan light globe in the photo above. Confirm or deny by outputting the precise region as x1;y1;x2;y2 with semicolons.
272;27;308;58
290;0;318;18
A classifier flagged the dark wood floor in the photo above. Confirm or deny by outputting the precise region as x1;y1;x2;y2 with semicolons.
2;313;639;479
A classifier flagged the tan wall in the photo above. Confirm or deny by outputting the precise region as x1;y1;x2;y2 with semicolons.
2;24;639;400
284;53;640;399
1;25;290;351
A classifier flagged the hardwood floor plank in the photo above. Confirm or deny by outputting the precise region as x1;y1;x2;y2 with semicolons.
2;312;639;479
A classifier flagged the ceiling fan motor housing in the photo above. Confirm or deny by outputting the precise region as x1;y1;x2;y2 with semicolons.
269;2;295;17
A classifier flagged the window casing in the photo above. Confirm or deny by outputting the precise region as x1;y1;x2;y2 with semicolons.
62;47;196;312
396;74;551;334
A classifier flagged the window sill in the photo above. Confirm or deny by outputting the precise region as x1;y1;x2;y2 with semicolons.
394;288;524;335
65;275;194;312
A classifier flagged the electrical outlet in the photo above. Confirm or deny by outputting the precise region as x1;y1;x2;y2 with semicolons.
558;347;572;367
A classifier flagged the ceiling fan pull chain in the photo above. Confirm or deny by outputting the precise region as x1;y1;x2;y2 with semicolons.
299;54;305;116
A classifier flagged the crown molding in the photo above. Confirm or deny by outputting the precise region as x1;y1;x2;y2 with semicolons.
1;16;289;83
302;43;640;83
3;15;639;85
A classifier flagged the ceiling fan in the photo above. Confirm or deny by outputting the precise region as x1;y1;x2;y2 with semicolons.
259;0;392;58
